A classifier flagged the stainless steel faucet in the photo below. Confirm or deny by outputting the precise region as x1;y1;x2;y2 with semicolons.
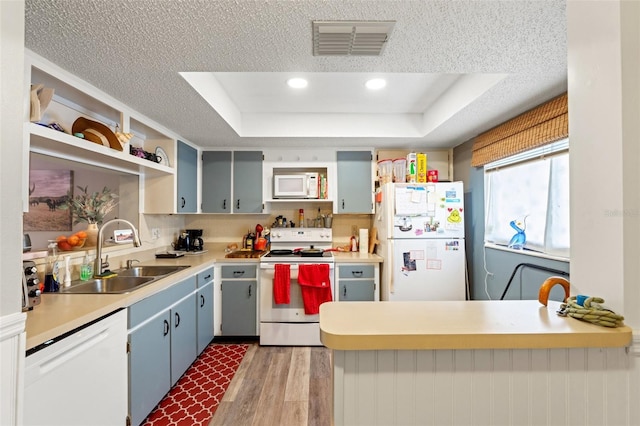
94;218;142;276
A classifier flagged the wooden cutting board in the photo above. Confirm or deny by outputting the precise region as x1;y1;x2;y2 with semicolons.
368;227;379;253
225;250;267;259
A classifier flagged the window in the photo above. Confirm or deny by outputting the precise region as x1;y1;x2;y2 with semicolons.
484;139;569;258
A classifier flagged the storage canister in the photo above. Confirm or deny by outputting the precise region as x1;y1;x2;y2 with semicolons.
392;158;406;182
377;159;393;184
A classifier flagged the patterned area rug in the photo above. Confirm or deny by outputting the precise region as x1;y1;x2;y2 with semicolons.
143;343;248;426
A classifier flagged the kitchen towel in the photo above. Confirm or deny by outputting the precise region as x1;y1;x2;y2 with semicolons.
297;264;332;315
273;264;290;304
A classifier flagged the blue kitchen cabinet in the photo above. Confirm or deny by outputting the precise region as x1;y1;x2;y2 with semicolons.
220;265;257;335
202;151;232;213
196;268;215;354
170;294;197;385
128;310;171;426
232;151;263;213
177;140;198;212
201;150;262;213
336;151;374;214
336;264;379;301
128;275;197;425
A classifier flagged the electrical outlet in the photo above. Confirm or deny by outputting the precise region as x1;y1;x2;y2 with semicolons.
151;228;160;240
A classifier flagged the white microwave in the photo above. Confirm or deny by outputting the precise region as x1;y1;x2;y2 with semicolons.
273;172;319;199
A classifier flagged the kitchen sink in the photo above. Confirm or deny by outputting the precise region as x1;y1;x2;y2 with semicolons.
58;276;155;294
57;265;190;294
115;265;189;277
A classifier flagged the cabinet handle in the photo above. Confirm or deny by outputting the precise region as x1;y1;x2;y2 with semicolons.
175;312;180;328
342;199;345;209
236;199;240;210
223;199;226;210
352;271;363;277
343;286;347;297
200;294;205;308
248;284;252;298
181;197;186;209
163;319;169;336
233;270;245;277
204;274;211;280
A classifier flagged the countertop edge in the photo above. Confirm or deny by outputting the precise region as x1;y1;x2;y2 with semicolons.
320;329;633;351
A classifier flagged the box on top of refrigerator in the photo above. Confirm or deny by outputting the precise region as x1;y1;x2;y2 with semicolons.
406;153;417;182
417;153;427;182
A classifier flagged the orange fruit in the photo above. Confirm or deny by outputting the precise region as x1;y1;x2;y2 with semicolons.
58;241;73;251
56;235;67;243
67;235;80;246
75;231;87;239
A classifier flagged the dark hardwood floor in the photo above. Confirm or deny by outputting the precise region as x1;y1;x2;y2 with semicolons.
210;344;332;426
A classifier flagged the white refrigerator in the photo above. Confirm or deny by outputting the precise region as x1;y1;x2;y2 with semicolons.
376;182;466;301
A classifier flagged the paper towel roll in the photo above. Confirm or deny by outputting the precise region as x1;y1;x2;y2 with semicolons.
359;229;369;254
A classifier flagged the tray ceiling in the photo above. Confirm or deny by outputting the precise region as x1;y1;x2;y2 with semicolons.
24;0;567;150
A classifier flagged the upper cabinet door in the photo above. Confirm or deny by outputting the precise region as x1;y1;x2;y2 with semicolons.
233;151;263;213
176;140;198;213
202;151;232;213
336;151;374;214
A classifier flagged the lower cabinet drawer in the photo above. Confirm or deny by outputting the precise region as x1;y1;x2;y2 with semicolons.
338;264;375;279
221;265;257;279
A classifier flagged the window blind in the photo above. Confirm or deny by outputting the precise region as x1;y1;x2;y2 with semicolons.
471;93;568;167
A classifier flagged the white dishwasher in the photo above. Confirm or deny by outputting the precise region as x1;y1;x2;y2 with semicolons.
23;309;127;426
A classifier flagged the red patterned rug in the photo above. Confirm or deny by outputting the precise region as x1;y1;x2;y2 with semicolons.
143;343;248;426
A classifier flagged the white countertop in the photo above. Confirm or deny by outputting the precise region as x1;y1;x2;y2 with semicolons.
319;300;633;350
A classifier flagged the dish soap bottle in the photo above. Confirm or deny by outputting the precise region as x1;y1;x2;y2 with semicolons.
43;240;60;292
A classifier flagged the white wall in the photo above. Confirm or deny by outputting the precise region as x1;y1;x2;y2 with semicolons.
568;0;640;327
0;1;27;425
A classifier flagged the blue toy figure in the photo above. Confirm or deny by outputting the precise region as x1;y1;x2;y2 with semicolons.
507;216;528;249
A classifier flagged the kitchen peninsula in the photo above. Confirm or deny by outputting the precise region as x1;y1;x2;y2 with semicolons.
320;301;633;426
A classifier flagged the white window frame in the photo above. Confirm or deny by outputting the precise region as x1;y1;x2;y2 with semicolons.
484;139;570;260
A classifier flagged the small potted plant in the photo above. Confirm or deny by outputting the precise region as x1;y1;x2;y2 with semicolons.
62;186;119;247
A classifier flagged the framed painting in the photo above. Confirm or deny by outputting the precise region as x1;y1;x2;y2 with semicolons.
24;170;74;232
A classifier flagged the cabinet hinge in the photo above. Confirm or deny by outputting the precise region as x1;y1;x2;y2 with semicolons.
126;341;130;354
370;153;373;161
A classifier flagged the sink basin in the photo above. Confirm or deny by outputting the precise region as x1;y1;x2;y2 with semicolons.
116;265;189;277
59;276;155;294
55;265;190;294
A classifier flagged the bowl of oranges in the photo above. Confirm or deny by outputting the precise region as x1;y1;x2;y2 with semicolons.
56;231;88;251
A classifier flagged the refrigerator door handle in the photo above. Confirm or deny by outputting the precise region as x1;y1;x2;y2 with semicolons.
389;239;395;294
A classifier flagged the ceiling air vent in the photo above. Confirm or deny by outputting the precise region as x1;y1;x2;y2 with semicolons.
312;20;395;56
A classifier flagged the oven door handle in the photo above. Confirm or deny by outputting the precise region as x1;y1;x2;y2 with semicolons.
261;268;300;280
260;263;334;274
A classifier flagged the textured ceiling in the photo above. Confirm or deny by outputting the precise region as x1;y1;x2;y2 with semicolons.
24;0;567;150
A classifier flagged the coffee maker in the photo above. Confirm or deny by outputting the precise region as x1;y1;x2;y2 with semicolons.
186;229;204;251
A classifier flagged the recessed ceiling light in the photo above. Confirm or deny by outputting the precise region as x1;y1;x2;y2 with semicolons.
365;78;387;90
287;78;308;89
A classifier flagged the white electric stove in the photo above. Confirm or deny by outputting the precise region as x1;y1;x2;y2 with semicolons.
259;228;334;346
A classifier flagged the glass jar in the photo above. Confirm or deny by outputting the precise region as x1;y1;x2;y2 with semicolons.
43;240;60;292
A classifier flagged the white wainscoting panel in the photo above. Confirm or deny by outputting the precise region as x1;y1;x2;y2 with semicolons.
333;345;640;426
0;312;27;426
